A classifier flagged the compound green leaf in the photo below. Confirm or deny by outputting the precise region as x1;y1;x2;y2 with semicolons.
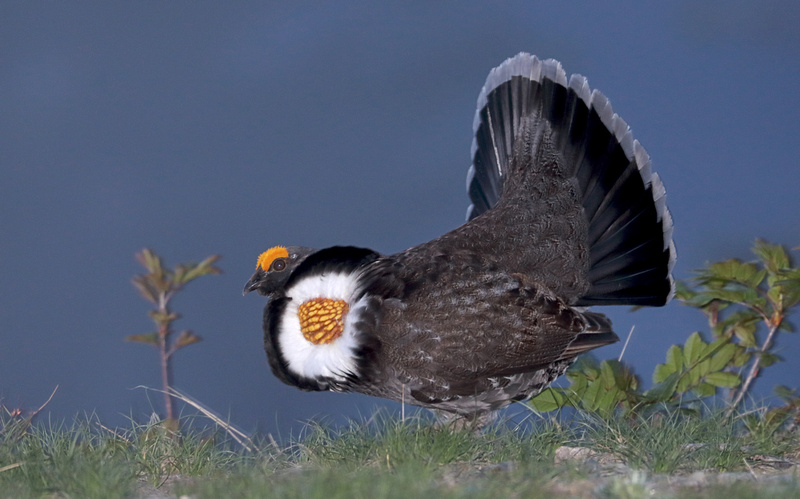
709;342;738;372
704;371;740;388
529;388;566;413
684;332;704;364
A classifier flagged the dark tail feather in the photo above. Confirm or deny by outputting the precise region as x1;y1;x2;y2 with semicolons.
466;53;675;307
558;311;619;360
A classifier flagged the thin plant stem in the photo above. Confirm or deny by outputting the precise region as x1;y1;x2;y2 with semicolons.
728;317;781;414
158;303;175;421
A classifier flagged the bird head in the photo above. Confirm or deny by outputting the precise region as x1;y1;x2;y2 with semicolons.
242;245;316;297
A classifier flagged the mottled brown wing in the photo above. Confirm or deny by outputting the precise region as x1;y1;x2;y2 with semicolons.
367;254;614;397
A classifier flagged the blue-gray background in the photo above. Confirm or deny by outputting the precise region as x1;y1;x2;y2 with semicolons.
2;2;799;438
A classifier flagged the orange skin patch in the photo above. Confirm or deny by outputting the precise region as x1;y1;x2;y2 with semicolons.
298;298;349;345
256;246;288;271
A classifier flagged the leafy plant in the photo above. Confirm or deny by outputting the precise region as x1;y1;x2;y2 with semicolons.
676;239;800;413
126;249;221;423
530;240;800;417
649;332;749;403
529;357;640;418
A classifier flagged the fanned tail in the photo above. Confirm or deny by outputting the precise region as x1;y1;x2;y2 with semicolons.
466;53;675;306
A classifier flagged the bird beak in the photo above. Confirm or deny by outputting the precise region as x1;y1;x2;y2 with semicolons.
242;273;262;296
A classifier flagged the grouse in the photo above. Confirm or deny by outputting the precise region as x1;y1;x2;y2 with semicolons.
244;53;675;425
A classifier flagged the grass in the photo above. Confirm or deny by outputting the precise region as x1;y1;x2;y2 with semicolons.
1;406;798;499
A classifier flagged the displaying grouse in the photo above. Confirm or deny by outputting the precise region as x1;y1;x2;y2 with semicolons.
243;53;675;425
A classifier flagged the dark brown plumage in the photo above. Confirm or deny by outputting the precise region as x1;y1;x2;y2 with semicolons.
243;53;675;424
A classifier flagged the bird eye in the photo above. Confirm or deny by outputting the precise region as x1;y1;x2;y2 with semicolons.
271;258;287;271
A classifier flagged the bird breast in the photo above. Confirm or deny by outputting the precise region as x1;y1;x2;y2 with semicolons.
276;271;369;384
